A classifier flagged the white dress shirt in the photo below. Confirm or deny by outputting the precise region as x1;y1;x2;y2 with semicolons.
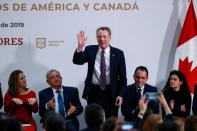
51;87;66;116
136;85;145;97
92;46;110;85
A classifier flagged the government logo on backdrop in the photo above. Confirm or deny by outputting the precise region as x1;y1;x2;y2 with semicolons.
36;38;46;49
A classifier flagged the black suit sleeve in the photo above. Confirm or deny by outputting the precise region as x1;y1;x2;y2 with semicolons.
118;51;127;97
0;84;3;109
70;88;83;116
38;91;47;118
121;88;134;121
73;49;88;65
192;85;197;115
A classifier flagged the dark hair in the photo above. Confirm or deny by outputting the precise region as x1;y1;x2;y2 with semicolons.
8;70;28;96
44;110;65;131
96;27;111;36
184;115;197;131
102;117;118;131
164;70;190;93
134;66;149;77
0;112;22;131
156;121;179;131
84;103;105;128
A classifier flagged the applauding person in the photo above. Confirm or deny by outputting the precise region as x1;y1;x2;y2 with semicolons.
4;70;38;131
162;70;191;118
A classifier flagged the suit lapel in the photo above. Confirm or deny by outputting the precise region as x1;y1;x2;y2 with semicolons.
143;84;148;95
131;85;138;105
62;86;67;105
48;88;54;100
62;86;69;111
91;46;99;67
110;46;115;75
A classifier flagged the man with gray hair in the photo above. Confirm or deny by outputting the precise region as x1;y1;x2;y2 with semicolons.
39;69;83;131
73;27;127;118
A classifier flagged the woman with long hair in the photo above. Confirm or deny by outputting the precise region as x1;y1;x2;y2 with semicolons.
162;70;191;118
4;70;38;131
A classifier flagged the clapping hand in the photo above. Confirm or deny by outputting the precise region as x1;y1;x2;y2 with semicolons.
12;98;23;105
180;104;186;112
47;98;55;109
28;98;37;105
169;99;174;110
67;103;77;116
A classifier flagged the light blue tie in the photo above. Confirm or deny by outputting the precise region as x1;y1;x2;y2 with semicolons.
56;90;65;118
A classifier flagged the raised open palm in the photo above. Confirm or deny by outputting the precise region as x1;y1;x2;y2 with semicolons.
77;31;87;51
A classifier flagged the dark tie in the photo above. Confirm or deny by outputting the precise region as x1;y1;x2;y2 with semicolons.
137;88;142;102
56;90;65;118
100;50;106;90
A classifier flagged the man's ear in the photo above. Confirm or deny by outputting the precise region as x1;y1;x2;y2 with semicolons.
146;76;149;81
46;79;49;84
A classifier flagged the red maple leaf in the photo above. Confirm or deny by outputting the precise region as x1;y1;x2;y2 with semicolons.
179;57;197;93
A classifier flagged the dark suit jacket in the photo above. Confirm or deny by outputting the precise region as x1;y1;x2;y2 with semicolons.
80;128;100;131
0;83;3;109
39;86;83;129
192;84;197;115
121;83;159;121
73;45;127;101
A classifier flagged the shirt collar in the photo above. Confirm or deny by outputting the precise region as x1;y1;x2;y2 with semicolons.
135;84;145;93
98;46;110;55
52;86;63;93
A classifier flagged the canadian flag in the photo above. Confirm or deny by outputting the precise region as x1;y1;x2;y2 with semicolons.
174;0;197;93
